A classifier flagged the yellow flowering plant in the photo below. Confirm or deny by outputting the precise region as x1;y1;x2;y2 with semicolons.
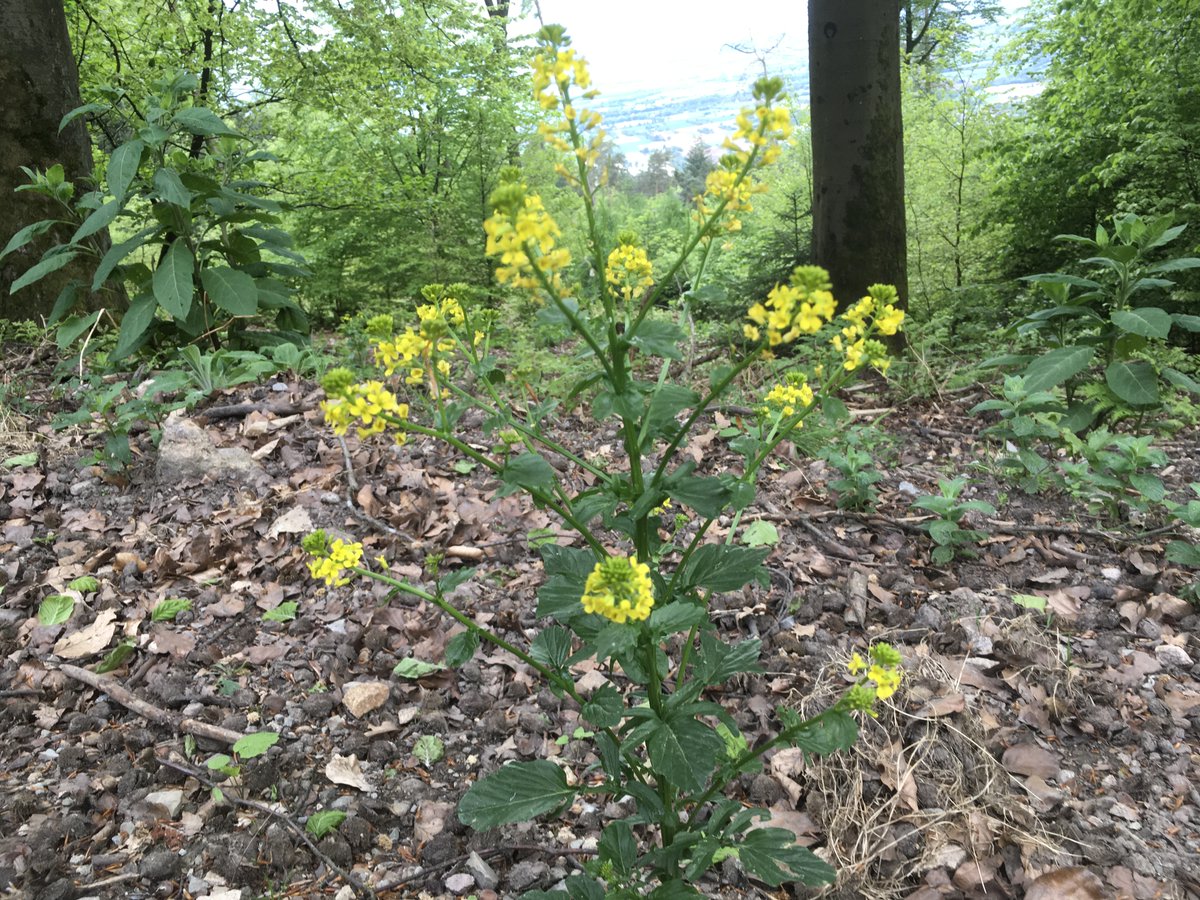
303;26;906;896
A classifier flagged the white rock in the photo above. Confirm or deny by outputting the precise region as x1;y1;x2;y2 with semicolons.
1155;644;1193;667
143;789;184;818
444;872;475;894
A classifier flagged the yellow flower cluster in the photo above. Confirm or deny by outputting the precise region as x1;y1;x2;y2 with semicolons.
374;295;464;386
745;283;836;346
581;555;655;624
605;244;654;302
307;538;364;587
695;77;792;233
744;269;906;373
845;643;904;715
483;188;571;297
320;380;410;441
532;28;605;180
762;380;815;418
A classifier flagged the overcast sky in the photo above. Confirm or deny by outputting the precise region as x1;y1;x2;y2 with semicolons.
528;0;803;92
524;1;1027;93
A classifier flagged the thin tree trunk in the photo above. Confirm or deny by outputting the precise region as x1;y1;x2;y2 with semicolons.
809;0;908;343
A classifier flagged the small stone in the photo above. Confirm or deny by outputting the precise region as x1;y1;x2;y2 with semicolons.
1155;644;1193;667
445;872;475;894
143;789;184;818
507;860;548;892
139;849;183;882
342;681;390;718
464;851;499;890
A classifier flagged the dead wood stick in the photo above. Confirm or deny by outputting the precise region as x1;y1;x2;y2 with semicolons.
197;401;307;422
59;664;245;745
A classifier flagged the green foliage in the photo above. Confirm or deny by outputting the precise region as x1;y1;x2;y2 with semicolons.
992;0;1200;276
232;731;279;759
38;595;75;626
912;478;995;564
1056;429;1167;520
1165;485;1200;601
991;213;1200;428
3;72;309;360
151;598;192;622
305;810;348;839
819;426;887;510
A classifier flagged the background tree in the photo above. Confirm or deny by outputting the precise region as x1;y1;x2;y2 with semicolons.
900;0;1002;66
990;0;1200;279
1;0;101;320
808;0;908;319
675;139;714;202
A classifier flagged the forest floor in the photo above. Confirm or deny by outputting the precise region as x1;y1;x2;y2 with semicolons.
1;349;1199;900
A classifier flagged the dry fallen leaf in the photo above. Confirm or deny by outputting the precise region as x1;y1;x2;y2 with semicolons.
414;800;456;843
325;754;372;791
267;505;313;538
1024;866;1104;900
1001;743;1060;779
52;609;117;659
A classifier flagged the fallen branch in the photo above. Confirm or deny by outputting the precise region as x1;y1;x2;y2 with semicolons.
59;664;245;745
196;401;308;422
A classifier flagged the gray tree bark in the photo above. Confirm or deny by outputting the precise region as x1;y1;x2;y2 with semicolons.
808;0;908;327
0;0;96;321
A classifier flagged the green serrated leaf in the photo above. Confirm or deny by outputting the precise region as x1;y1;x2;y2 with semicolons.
393;657;446;679
1111;307;1172;340
530;626;574;671
305;809;347;838
581;683;623;728
173;107;242;137
458;760;575;829
232;731;279;759
498;452;558;496
3;452;39;469
10;250;78;295
413;734;444;766
741;520;780;548
262;601;298;622
628;319;685;360
38;594;75;626
736;827;836;886
648;602;707;637
68;576;98;593
648;717;723;793
679;544;769;593
444;630;480;667
151;597;192;622
95;639;135;674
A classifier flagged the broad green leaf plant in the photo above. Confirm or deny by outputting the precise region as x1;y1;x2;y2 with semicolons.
1;71;309;362
989;212;1200;428
304;28;905;896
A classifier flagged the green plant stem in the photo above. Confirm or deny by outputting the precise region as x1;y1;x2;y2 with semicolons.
651;350;759;487
398;418;606;557
692;704;850;810
524;241;613;381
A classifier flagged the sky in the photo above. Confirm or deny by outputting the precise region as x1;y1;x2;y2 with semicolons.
527;0;805;92
522;1;1028;94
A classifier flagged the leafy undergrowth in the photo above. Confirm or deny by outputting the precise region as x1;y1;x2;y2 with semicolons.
1;363;1198;900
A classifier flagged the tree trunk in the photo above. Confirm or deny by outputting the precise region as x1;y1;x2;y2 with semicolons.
0;0;98;321
808;0;908;330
